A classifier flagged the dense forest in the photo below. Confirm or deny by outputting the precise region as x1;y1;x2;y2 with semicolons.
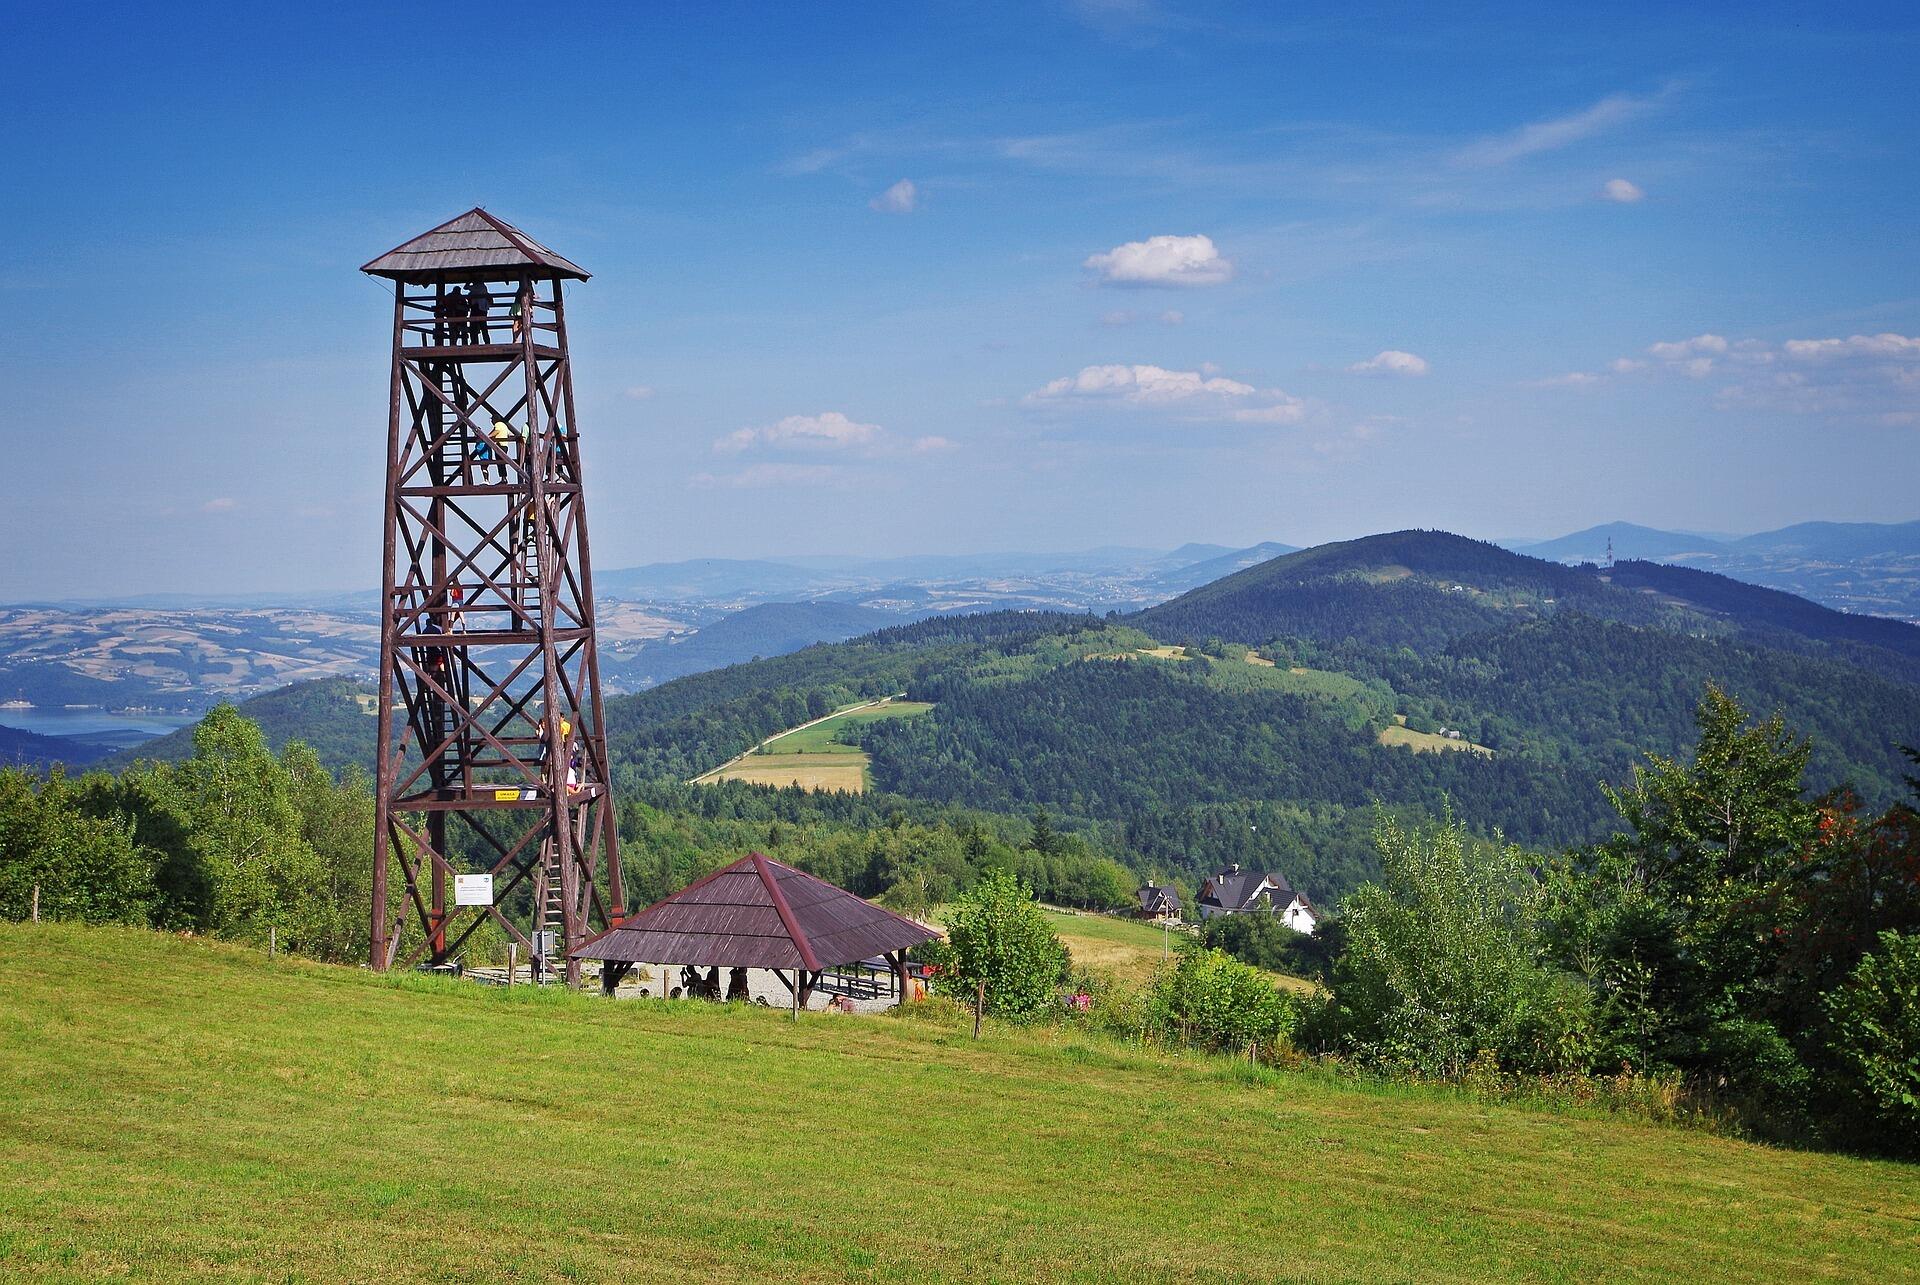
79;533;1920;907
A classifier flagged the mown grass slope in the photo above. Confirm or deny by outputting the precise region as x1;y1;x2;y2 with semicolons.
3;924;1917;1283
1042;909;1318;994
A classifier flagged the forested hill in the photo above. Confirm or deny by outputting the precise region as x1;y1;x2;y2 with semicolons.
1132;529;1920;684
105;678;379;773
611;600;919;689
95;533;1920;903
1603;559;1920;677
0;723;111;771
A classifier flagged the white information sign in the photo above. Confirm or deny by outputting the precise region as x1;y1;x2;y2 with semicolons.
453;873;494;907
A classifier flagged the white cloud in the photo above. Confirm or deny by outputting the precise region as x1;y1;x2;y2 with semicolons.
1783;333;1920;360
202;497;237;513
1647;333;1728;360
1084;234;1233;287
1347;350;1430;377
1455;88;1669;167
1099;310;1136;327
1601;178;1645;203
1609;358;1646;374
870;179;917;214
1028;363;1255;404
1606;330;1920;419
1231;397;1307;425
912;435;957;453
1027;362;1315;425
1160;310;1184;326
1534;371;1602;388
716;411;882;454
691;463;841;489
623;385;656;400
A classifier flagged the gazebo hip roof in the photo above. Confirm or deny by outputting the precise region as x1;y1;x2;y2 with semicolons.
572;852;941;970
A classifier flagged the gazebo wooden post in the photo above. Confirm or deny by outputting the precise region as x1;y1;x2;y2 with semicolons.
789;969;799;1021
889;949;910;1007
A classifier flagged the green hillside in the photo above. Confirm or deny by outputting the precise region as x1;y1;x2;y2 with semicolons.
4;923;1915;1283
107;676;379;773
1135;530;1920;684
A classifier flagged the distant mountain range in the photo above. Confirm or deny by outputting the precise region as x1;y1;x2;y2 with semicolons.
1507;520;1920;622
6;523;1915;750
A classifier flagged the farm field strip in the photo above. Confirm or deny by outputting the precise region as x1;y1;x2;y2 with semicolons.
694;696;931;793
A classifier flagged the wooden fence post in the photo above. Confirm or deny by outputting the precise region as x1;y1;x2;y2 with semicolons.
269;927;276;960
30;884;39;924
508;943;517;988
973;978;985;1040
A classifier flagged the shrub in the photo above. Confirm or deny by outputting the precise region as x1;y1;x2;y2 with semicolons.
1823;931;1920;1142
1150;947;1297;1057
1331;812;1594;1078
942;870;1068;1022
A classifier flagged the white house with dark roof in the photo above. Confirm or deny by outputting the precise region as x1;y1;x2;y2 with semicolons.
1196;863;1316;934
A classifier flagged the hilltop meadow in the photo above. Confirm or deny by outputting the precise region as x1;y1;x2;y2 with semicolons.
2;924;1916;1284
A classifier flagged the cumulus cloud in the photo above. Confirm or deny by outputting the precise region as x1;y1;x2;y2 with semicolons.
1027;362;1316;425
202;497;237;513
1588;330;1920;419
1601;178;1645;203
1160;310;1184;326
1647;333;1728;361
1029;363;1255;404
1533;371;1602;388
1231;397;1307;424
911;435;957;453
716;411;882;454
1784;333;1920;360
870;179;917;213
1347;350;1430;377
1085;234;1233;287
691;463;842;489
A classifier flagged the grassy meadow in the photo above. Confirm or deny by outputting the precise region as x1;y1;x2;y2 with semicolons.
3;923;1916;1283
760;700;934;755
708;753;869;793
699;699;933;793
1042;908;1317;994
1377;724;1494;756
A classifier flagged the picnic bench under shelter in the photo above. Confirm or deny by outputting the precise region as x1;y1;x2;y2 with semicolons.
573;852;941;1008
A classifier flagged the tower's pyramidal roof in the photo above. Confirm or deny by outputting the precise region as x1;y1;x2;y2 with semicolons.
362;207;589;282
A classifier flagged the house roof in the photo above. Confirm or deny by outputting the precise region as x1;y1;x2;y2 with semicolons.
1138;884;1181;911
573;852;940;970
362;208;590;282
1198;869;1295;911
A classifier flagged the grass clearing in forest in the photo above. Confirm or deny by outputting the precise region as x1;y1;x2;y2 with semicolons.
761;699;933;755
3;923;1917;1283
696;698;932;793
1378;724;1494;756
708;753;868;792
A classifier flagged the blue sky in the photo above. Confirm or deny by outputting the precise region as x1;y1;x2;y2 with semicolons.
4;1;1917;597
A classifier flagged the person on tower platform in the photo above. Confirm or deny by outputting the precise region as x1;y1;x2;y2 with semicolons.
466;282;493;344
437;287;469;345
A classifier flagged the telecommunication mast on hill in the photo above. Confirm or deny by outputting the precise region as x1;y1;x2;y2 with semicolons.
362;209;623;984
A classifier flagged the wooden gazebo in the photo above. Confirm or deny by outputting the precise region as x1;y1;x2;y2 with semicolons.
573;853;940;1008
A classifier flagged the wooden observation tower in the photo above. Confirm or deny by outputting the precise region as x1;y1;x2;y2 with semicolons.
363;209;623;983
